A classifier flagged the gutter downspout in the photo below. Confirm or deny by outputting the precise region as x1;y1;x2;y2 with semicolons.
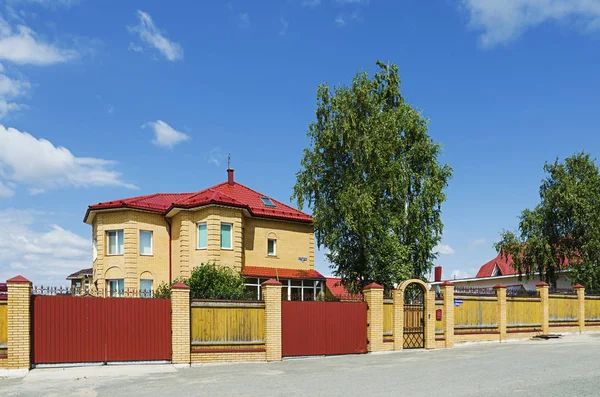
165;216;172;283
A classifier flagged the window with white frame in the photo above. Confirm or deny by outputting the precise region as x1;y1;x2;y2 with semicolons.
284;279;323;301
244;278;263;300
197;222;207;249
92;238;98;262
220;223;232;249
106;230;124;255
140;279;153;298
267;238;277;256
139;230;153;256
107;279;124;297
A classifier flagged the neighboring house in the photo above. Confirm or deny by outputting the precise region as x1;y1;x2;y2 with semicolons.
0;283;6;300
430;252;573;291
84;169;324;299
325;277;363;301
66;268;93;295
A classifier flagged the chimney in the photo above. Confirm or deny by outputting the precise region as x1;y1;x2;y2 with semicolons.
434;266;442;282
227;168;234;186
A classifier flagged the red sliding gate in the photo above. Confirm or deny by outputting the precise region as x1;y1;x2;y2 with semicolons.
32;295;171;365
281;301;367;357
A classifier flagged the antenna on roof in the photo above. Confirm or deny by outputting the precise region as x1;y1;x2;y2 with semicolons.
227;153;231;169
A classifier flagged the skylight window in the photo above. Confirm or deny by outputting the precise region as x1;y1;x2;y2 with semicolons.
260;197;276;208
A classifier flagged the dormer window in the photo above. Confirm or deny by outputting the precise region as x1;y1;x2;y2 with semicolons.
491;263;502;277
260;197;276;208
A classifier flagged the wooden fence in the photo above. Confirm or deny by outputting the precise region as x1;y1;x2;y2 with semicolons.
383;299;393;339
549;295;578;327
191;300;265;352
454;295;498;336
507;297;541;331
585;296;600;325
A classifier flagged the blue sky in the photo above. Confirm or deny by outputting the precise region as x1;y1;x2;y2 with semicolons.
0;0;599;285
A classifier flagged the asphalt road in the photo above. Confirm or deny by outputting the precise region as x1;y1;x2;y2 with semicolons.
3;333;600;396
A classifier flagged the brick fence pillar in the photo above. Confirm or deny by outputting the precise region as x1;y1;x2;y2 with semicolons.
424;289;436;349
536;282;549;335
171;282;190;367
574;284;585;333
262;279;282;361
440;281;454;348
494;284;506;342
7;275;31;374
392;288;403;351
364;283;384;352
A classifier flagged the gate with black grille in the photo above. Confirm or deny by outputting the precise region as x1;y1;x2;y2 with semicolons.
403;283;425;349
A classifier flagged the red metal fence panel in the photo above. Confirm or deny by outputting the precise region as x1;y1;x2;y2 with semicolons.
32;295;171;364
281;301;367;357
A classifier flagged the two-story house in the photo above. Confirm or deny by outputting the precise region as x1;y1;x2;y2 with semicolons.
83;169;325;299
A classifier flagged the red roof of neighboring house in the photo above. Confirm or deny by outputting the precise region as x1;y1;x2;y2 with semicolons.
476;253;518;278
84;173;312;224
66;268;93;280
326;277;348;296
242;266;325;280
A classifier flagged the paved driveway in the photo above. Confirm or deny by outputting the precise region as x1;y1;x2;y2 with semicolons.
3;333;600;396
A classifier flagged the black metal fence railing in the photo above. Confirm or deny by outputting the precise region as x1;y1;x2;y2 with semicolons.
454;286;496;296
506;288;538;297
549;287;576;295
32;286;155;298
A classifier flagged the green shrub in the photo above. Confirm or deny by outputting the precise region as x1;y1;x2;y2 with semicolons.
153;263;253;300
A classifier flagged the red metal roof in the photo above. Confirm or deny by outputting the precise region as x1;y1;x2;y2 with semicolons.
242;266;325;280
326;277;349;296
476;253;518;278
84;177;312;224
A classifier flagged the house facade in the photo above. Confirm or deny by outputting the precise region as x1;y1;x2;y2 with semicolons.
66;268;93;295
84;169;324;298
431;252;573;292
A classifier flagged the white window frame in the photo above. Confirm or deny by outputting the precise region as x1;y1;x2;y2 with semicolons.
92;237;98;262
197;222;208;250
106;230;124;256
244;277;263;300
267;238;277;257
107;279;124;297
220;222;233;250
286;279;324;301
139;230;153;256
140;279;153;298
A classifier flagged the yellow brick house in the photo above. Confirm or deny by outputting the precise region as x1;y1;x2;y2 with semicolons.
84;169;325;299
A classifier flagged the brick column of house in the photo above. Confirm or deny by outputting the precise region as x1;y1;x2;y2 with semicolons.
424;289;436;349
7;275;32;374
171;282;190;367
364;283;384;352
392;288;403;351
440;281;454;348
494;284;507;342
536;282;549;335
574;284;585;333
262;279;282;361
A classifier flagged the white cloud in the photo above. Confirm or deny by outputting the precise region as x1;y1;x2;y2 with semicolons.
144;120;190;149
238;12;250;28
0;16;78;65
207;148;227;167
450;269;474;280
279;17;289;36
0;63;30;118
0;209;90;285
128;10;183;61
435;243;456;256
0;180;15;197
7;0;80;8
302;0;321;7
335;16;347;27
470;237;488;248
461;0;600;47
0;124;136;195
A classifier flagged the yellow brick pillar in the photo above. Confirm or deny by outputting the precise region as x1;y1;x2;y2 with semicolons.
536;282;549;335
494;284;507;342
440;281;454;348
7;275;32;374
392;288;403;351
574;284;585;333
424;289;436;349
171;282;190;367
262;279;282;361
364;283;384;352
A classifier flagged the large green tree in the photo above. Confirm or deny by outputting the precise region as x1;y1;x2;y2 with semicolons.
496;152;600;289
293;61;452;291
